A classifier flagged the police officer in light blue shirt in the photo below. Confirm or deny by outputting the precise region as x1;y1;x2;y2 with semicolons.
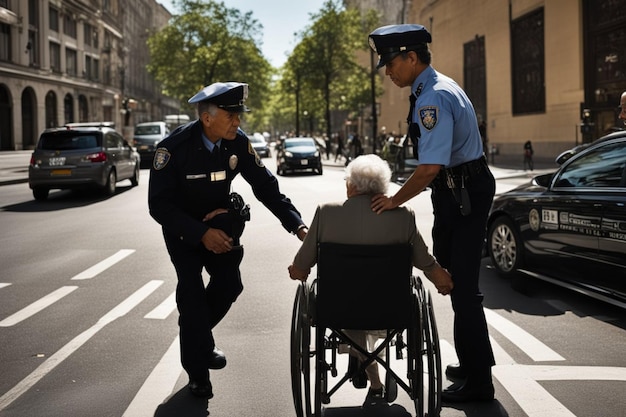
369;24;496;403
149;82;308;399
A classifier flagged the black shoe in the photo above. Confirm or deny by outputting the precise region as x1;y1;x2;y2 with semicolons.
347;356;367;389
441;381;494;403
362;386;386;407
445;362;467;379
208;347;227;370
188;379;213;398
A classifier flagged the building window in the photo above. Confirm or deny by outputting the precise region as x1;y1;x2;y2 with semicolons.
27;30;38;67
66;48;77;76
49;6;59;32
50;42;60;72
63;13;77;38
511;8;545;115
0;0;8;9
84;23;94;47
45;91;58;128
0;23;10;62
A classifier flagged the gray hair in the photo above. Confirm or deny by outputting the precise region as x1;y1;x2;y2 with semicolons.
197;101;218;117
345;154;391;195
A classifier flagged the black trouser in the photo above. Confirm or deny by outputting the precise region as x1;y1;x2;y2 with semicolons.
166;238;244;382
431;163;496;381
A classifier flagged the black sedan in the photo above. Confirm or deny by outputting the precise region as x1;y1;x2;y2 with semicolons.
486;131;626;308
276;137;323;176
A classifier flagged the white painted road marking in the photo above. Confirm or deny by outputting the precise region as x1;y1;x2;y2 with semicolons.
70;249;135;280
122;336;182;417
0;280;163;412
0;286;78;327
144;291;176;320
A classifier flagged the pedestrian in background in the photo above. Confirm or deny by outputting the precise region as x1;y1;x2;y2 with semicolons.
335;133;345;162
369;24;496;403
523;140;534;171
148;82;308;399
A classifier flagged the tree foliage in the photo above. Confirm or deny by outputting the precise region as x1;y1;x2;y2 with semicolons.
146;0;272;126
277;0;380;138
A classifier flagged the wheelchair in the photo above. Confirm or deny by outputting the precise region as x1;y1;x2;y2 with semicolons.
290;243;442;417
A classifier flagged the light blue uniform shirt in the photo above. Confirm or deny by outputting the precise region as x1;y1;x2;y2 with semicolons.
410;66;483;168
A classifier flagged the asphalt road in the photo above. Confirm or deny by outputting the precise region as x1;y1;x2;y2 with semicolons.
0;155;624;417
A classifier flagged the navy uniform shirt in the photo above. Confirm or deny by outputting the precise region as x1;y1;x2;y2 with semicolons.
148;120;304;245
411;66;484;168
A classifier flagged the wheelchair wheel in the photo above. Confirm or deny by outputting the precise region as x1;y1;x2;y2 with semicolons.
291;283;313;417
422;289;442;416
407;282;425;417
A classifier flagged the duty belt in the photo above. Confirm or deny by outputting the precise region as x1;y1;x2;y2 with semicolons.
429;156;488;216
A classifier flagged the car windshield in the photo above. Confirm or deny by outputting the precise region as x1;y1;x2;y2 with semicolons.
135;125;161;135
250;136;264;143
39;133;99;150
285;139;315;148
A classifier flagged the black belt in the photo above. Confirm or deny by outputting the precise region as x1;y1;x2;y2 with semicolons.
431;156;487;189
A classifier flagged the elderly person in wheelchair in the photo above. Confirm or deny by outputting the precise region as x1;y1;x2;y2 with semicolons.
289;154;453;408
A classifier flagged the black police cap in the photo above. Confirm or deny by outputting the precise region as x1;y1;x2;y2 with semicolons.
188;82;250;113
369;24;432;69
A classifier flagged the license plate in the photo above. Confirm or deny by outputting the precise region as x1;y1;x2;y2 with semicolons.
51;169;71;176
49;157;66;166
300;160;309;165
139;145;149;150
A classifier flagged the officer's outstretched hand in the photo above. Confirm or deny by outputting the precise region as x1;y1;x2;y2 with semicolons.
202;228;234;254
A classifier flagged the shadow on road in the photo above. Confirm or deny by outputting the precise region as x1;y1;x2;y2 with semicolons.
154;387;209;417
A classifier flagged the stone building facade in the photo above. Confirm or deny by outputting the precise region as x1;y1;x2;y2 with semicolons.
353;0;626;161
0;0;176;150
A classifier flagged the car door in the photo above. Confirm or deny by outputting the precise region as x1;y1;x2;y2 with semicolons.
549;139;626;288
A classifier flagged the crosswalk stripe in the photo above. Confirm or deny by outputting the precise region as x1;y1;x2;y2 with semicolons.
0;286;78;327
70;249;135;280
122;336;182;417
144;292;176;320
485;308;565;362
0;280;163;412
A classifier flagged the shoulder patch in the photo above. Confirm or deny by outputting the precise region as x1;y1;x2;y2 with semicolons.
247;141;264;168
153;148;171;170
418;106;438;130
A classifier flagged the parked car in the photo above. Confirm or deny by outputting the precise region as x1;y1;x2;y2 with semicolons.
133;121;169;164
276;137;323;175
250;132;271;158
486;131;626;308
28;123;141;200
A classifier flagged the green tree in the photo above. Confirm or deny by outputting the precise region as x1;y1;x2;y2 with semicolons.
146;0;272;130
277;1;379;140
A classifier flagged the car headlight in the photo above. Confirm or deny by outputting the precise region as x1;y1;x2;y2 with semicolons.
314;151;319;157
284;151;293;157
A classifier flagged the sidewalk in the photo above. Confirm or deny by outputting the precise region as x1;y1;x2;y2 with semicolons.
0;150;558;187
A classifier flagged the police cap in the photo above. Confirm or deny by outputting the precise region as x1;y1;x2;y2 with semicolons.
188;82;250;113
368;24;432;69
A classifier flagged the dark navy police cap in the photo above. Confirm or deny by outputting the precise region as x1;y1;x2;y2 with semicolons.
369;24;432;69
188;82;250;113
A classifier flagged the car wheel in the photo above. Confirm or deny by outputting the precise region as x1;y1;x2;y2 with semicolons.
488;216;523;275
103;169;117;196
33;187;49;201
130;164;140;186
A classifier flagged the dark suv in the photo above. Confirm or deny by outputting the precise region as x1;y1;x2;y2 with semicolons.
28;123;140;200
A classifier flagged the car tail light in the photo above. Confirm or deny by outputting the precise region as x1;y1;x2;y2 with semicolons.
84;152;107;162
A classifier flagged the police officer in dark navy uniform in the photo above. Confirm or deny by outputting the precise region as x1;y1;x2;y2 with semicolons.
148;82;308;398
369;25;496;403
